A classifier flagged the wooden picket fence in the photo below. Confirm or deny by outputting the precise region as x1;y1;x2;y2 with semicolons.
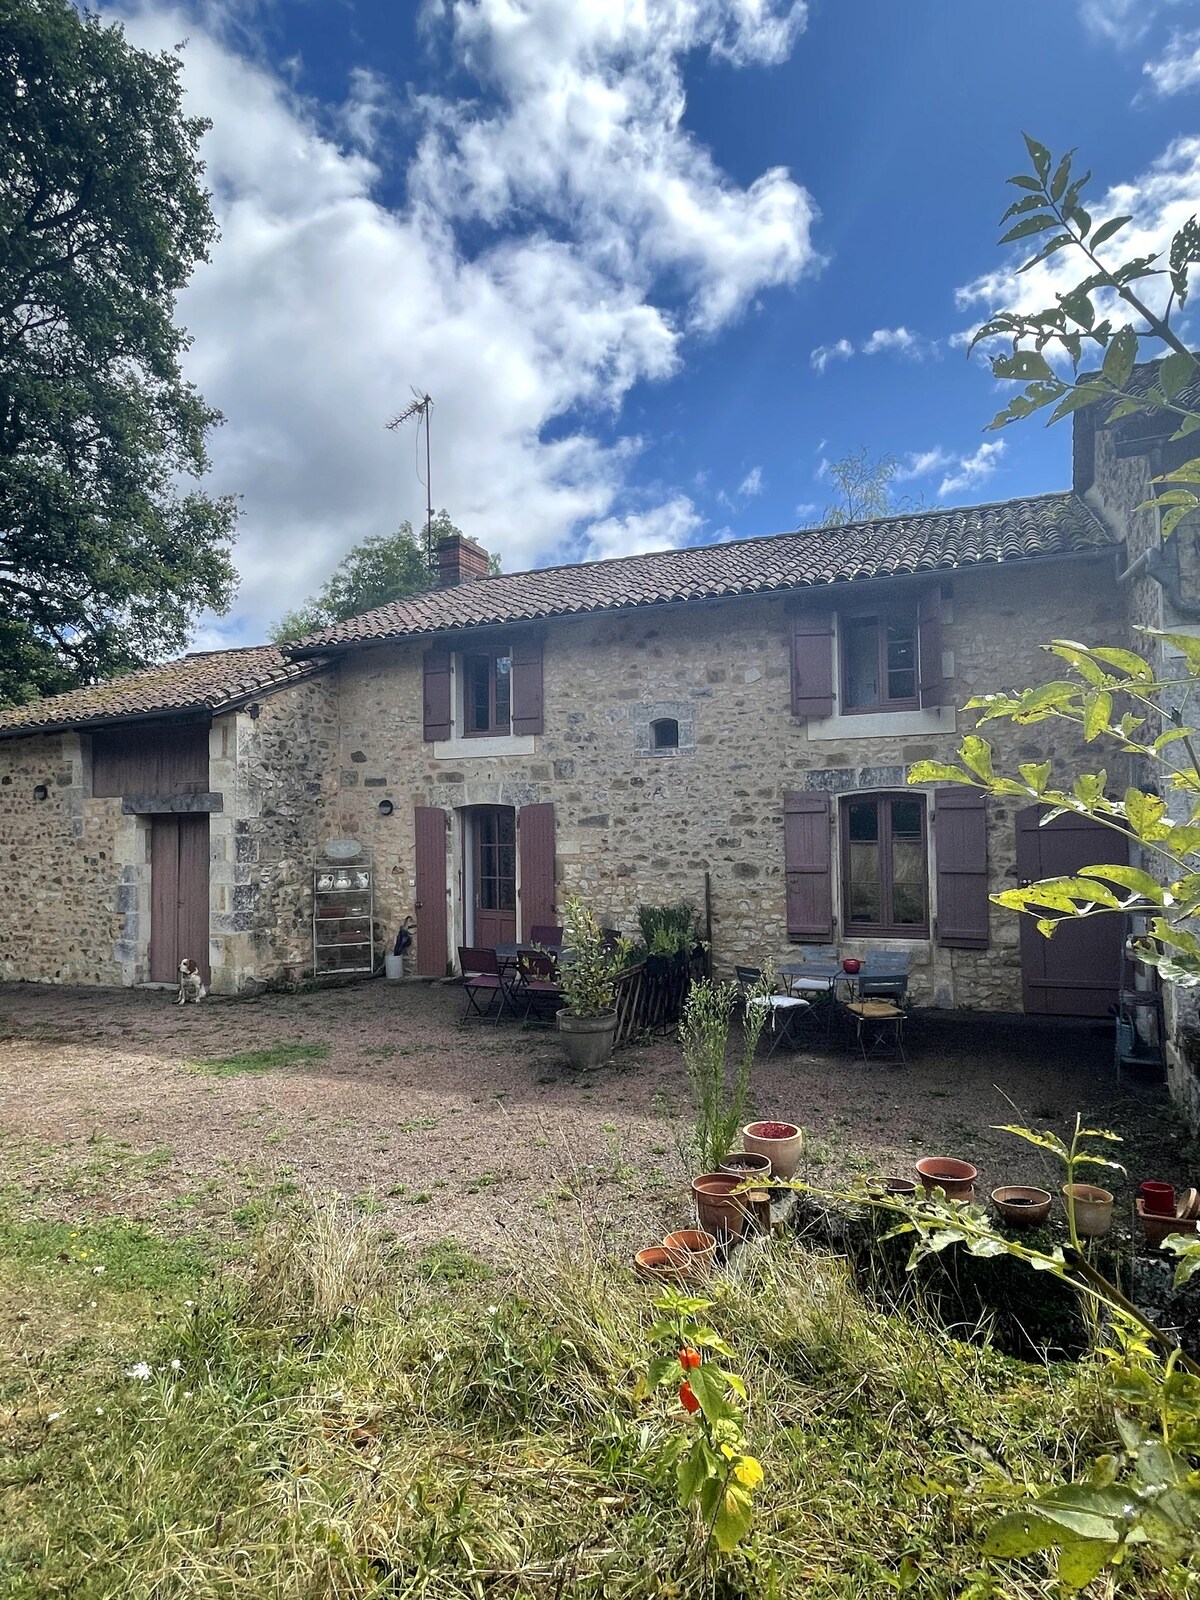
612;956;696;1049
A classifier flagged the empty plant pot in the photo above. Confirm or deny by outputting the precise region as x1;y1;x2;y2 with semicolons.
869;1176;918;1199
742;1121;804;1179
916;1157;978;1202
991;1186;1052;1229
635;1246;687;1282
1062;1183;1114;1239
1139;1181;1176;1217
719;1150;773;1182
1138;1200;1200;1251
691;1174;753;1243
1178;1188;1200;1222
662;1229;718;1277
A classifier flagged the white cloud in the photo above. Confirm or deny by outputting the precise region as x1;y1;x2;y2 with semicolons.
956;136;1200;328
102;0;817;639
938;440;1006;499
894;447;953;483
810;337;854;372
738;465;764;496
584;495;703;560
1144;28;1200;94
862;326;925;358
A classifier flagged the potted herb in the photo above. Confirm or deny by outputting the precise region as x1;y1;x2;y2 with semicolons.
556;896;628;1069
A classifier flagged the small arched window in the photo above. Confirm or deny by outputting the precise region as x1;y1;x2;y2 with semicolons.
651;717;680;751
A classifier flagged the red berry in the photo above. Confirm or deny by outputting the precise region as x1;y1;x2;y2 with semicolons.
679;1347;701;1370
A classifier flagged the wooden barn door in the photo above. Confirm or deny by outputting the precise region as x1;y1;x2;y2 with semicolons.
1016;806;1127;1017
150;815;210;984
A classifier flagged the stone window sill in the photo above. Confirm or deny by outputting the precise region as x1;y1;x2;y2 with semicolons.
432;733;536;759
806;706;956;741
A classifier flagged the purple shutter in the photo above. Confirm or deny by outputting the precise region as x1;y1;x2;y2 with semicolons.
518;803;556;934
918;587;944;708
511;634;544;736
790;610;834;720
784;790;833;940
423;647;452;742
934;787;989;948
413;806;449;976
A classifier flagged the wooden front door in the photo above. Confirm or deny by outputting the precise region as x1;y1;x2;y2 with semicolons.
1016;806;1127;1017
473;807;517;948
414;806;449;977
149;815;210;984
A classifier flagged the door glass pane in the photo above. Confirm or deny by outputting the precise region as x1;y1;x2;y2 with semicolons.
843;618;879;710
890;799;926;926
495;811;516;910
846;800;880;924
494;655;511;733
890;799;921;839
886;622;916;701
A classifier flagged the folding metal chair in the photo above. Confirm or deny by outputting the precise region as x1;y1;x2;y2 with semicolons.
458;946;510;1023
858;950;911;1007
745;992;811;1056
529;923;563;949
516;950;563;1024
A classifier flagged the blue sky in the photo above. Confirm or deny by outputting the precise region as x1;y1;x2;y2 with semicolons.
104;0;1200;642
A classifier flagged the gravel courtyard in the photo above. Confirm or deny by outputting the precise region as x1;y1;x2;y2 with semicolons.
0;977;1194;1258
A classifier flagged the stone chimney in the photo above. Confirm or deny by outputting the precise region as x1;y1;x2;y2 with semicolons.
435;532;491;588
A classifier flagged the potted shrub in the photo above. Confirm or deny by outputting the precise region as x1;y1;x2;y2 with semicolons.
556;896;628;1069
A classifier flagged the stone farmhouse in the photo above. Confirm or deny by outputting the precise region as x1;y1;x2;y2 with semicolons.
0;397;1191;1050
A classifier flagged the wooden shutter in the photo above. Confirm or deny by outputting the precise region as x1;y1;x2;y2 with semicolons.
934;787;989;948
414;805;449;976
518;802;556;935
918;587;944;708
511;634;544;736
422;648;452;742
784;790;833;940
790;610;834;720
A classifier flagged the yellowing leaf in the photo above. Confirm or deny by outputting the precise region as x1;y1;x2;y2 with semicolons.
734;1455;763;1489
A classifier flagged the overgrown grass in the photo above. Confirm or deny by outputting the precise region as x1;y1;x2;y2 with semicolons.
190;1041;332;1076
0;1193;1172;1599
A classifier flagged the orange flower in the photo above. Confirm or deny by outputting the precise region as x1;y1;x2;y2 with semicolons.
679;1381;700;1414
679;1348;701;1370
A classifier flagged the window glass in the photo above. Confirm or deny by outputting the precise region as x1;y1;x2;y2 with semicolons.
494;654;512;733
652;717;679;749
886;623;917;702
846;800;880;924
843;618;879;709
842;795;927;934
467;655;490;732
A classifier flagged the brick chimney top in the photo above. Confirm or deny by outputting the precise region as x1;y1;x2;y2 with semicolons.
435;533;491;588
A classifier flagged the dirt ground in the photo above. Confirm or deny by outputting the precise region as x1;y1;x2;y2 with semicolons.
0;977;1195;1259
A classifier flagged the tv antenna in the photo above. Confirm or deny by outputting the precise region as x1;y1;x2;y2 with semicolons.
386;391;434;562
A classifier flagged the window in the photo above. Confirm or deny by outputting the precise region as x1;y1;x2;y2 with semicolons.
841;612;918;712
463;651;512;736
842;794;928;936
651;717;679;750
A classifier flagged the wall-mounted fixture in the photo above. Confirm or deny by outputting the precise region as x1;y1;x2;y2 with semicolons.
377;799;394;816
32;784;48;801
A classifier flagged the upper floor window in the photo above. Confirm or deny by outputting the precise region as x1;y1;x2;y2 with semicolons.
464;651;512;736
842;793;928;936
841;612;918;712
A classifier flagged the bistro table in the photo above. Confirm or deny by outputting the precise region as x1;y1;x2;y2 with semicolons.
777;960;855;1045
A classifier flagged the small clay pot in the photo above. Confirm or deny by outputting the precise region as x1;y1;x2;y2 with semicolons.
991;1186;1052;1229
691;1174;753;1243
916;1157;978;1202
1062;1183;1114;1238
663;1228;718;1277
1138;1200;1200;1251
869;1176;918;1199
635;1246;686;1282
1178;1187;1200;1222
742;1120;804;1179
719;1150;773;1182
1139;1181;1176;1218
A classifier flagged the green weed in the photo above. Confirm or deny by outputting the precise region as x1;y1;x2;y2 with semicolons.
190;1042;331;1076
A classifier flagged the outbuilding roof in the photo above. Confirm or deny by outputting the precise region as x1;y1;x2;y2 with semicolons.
291;491;1113;653
0;644;327;739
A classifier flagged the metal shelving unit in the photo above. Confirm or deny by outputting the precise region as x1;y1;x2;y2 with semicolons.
312;849;374;976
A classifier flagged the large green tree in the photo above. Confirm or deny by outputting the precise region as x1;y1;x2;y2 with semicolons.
0;0;237;705
271;512;465;642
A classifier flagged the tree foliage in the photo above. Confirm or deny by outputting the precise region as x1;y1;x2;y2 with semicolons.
270;512;462;641
0;0;237;707
806;446;921;528
911;137;1200;981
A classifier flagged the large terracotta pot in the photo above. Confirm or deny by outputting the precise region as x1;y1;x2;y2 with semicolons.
691;1174;753;1243
742;1120;804;1179
916;1157;978;1202
557;1010;617;1070
991;1186;1052;1229
663;1229;718;1278
719;1150;773;1182
1062;1183;1114;1238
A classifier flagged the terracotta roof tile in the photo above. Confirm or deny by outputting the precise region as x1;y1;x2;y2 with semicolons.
0;644;327;739
293;491;1113;652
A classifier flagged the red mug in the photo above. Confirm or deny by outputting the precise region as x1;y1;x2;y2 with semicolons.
1140;1181;1175;1217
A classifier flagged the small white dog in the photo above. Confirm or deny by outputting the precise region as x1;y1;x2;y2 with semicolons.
176;959;207;1004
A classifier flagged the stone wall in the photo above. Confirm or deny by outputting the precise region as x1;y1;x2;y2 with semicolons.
329;554;1122;1010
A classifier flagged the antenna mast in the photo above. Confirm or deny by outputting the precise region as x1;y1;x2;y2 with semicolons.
386;392;435;563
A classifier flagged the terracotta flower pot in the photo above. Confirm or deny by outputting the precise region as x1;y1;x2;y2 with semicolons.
869;1176;918;1198
663;1228;718;1277
1139;1181;1176;1218
1178;1187;1200;1222
991;1186;1052;1228
915;1157;978;1202
1138;1200;1200;1251
742;1120;804;1179
635;1246;686;1281
1062;1183;1114;1238
719;1150;773;1182
691;1174;752;1243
